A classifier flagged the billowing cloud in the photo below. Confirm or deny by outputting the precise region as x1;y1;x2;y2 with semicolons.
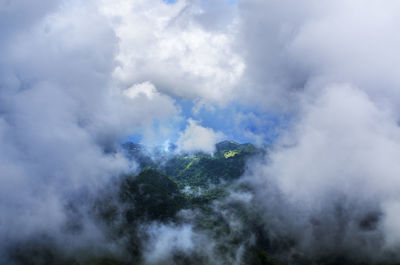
244;85;400;259
100;0;244;105
235;0;400;112
141;223;199;265
227;0;400;258
176;119;225;154
0;0;178;256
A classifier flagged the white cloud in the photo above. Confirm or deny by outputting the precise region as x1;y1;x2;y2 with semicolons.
123;81;158;100
99;0;244;105
234;0;400;113
142;223;196;265
0;0;179;253
176;119;225;154
246;84;400;255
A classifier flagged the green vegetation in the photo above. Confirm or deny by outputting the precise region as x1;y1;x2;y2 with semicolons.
120;168;185;222
11;140;391;265
224;150;239;158
162;140;261;191
77;258;127;265
118;141;262;223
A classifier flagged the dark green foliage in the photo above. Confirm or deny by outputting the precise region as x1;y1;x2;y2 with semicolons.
120;168;185;222
7;239;127;265
8;242;70;265
253;249;279;265
77;257;127;265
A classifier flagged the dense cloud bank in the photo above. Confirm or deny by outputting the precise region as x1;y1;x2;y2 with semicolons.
236;0;400;111
244;85;400;260
2;0;400;264
236;0;400;258
215;0;400;261
0;0;179;259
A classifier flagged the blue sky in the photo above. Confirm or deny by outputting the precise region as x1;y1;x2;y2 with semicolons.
164;0;237;5
124;96;290;147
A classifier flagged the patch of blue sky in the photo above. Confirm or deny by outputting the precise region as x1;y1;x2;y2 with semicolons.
123;98;292;147
163;0;178;4
193;104;290;145
173;98;292;145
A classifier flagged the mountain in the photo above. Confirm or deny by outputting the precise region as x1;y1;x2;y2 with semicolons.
123;140;261;189
120;168;185;222
103;141;276;265
10;141;389;265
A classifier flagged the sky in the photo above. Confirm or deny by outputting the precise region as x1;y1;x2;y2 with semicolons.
2;0;400;262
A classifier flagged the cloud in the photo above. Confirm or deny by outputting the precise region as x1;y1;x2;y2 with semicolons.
222;0;400;260
245;84;400;258
234;0;400;112
99;0;244;106
141;223;198;265
0;0;179;256
176;119;225;154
